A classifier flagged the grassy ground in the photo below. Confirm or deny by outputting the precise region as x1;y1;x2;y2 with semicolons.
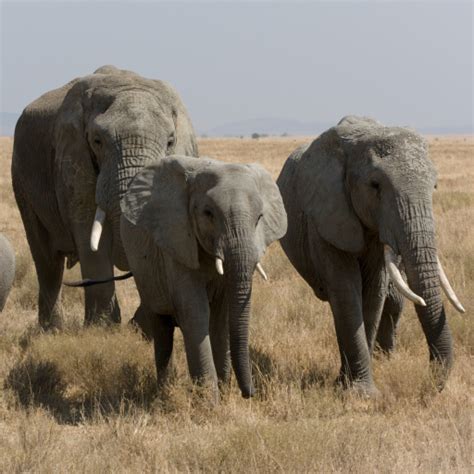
0;135;472;472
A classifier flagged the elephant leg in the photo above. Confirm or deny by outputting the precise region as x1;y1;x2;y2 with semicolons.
361;247;389;354
329;290;375;393
317;243;375;394
130;303;155;341
376;281;404;354
152;314;176;387
17;201;64;330
172;271;218;395
209;291;231;388
75;225;120;325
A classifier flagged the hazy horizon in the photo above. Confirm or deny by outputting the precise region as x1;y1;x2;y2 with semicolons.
1;1;473;135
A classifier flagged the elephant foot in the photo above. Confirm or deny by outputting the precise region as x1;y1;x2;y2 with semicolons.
374;336;396;356
350;381;381;400
85;301;121;327
39;312;64;332
85;313;120;327
188;380;220;407
334;373;380;399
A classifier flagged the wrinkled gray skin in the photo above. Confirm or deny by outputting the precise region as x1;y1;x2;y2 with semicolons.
120;155;287;398
278;116;453;394
12;65;197;329
0;233;15;312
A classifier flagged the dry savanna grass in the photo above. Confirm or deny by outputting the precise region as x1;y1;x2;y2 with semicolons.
0;135;473;472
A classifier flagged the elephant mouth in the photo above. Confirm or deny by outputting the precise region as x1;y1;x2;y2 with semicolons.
383;244;465;313
211;255;268;281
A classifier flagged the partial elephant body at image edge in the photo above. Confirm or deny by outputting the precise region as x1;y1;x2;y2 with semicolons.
0;233;15;312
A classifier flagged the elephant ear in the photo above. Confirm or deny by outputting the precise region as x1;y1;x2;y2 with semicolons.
297;127;365;254
247;164;288;257
122;156;203;270
54;82;97;221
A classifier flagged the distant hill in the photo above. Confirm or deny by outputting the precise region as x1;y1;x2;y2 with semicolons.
1;112;472;138
202;117;473;137
0;112;20;136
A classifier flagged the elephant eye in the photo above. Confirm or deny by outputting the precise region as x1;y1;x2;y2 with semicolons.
93;137;102;146
203;209;214;220
167;133;175;150
256;214;263;226
370;180;380;191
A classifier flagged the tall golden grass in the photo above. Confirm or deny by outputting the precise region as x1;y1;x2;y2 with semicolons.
0;135;472;472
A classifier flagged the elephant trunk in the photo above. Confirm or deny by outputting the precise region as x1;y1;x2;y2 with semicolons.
94;137;163;268
396;200;453;387
225;235;257;398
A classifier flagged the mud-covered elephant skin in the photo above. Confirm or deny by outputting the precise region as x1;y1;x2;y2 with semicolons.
0;233;15;312
118;155;287;399
12;65;198;329
277;115;465;395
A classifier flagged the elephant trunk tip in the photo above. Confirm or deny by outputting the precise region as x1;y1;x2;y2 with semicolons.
240;384;255;399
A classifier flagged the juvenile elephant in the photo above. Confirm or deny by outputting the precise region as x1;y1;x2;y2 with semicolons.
277;116;465;395
12;65;197;329
0;233;15;312
77;155;287;398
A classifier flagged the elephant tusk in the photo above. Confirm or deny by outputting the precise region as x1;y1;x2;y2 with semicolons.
437;257;466;314
256;262;268;281
90;207;106;252
215;257;224;275
384;245;426;307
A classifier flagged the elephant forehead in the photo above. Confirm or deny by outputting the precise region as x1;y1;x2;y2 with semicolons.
206;178;263;211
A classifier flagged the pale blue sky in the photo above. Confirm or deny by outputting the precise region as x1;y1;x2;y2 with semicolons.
1;1;473;134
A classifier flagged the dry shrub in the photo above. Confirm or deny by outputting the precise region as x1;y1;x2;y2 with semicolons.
5;326;157;420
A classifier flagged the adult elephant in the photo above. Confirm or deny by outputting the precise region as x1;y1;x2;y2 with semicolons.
12;66;197;329
277;116;465;395
0;233;15;312
69;155;287;399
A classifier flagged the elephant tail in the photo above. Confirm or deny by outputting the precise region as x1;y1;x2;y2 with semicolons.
63;272;133;287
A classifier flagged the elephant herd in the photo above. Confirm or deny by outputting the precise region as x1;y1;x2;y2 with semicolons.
1;65;465;401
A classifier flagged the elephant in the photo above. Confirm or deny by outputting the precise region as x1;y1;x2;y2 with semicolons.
12;65;197;329
69;155;287;399
277;115;465;395
0;233;15;312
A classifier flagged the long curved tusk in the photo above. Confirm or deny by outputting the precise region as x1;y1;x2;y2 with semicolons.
256;262;268;281
437;257;466;314
215;257;224;275
384;245;426;307
90;207;106;252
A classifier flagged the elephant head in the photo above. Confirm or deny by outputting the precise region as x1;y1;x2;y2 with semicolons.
122;156;287;397
54;66;197;268
295;115;464;382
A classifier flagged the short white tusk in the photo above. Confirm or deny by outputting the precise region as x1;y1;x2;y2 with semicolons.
384;245;426;307
256;262;268;281
437;257;466;314
215;257;224;275
90;207;106;252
